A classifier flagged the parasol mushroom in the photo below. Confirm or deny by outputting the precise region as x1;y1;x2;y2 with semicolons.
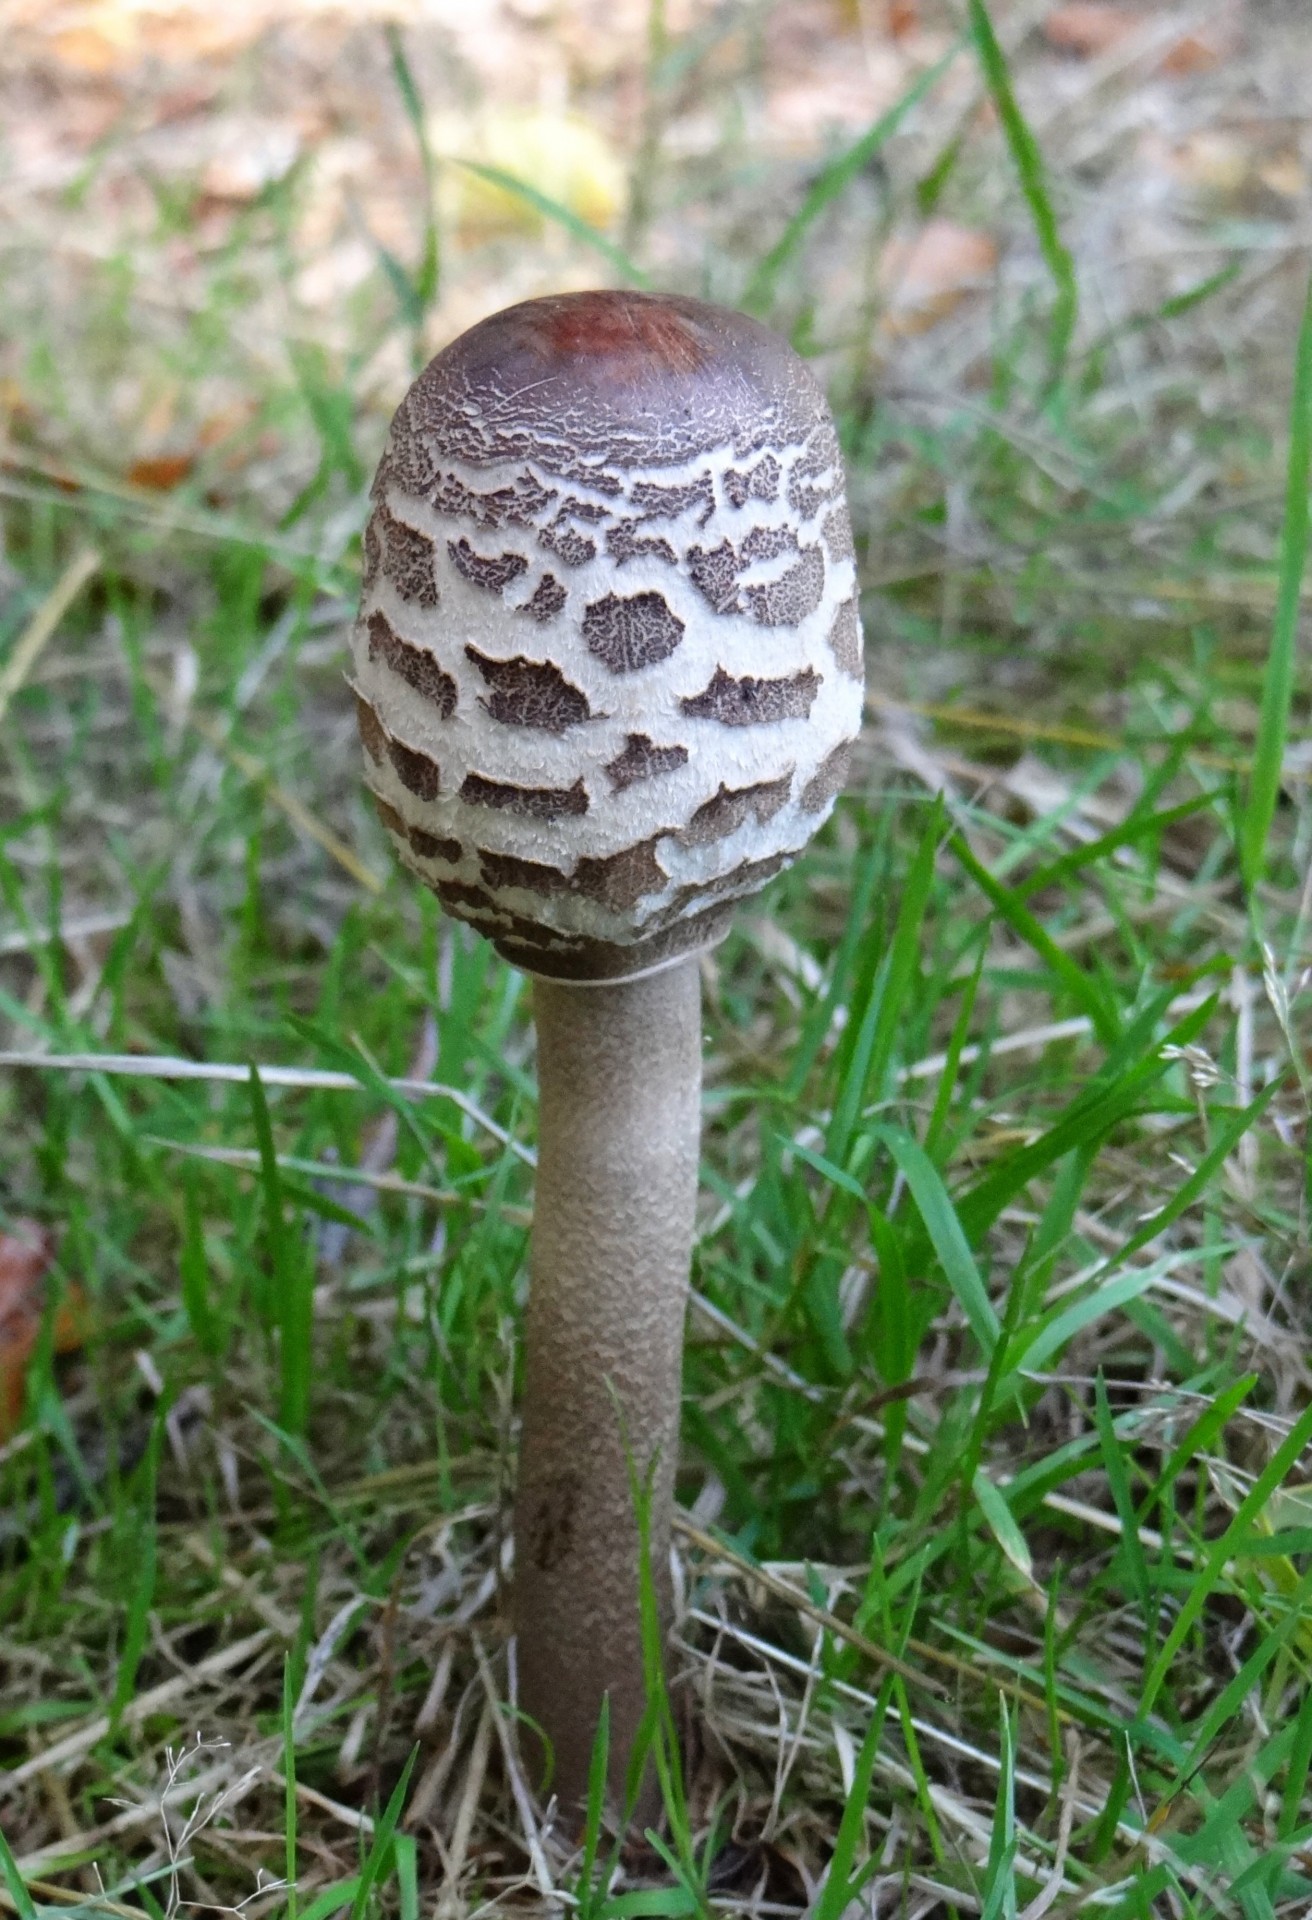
351;288;864;1824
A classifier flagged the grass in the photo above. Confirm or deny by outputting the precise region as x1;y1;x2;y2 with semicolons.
2;0;1312;1913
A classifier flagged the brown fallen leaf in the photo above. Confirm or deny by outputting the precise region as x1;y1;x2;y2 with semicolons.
1043;3;1138;58
879;220;999;336
1043;3;1230;70
1158;24;1229;74
48;25;128;75
0;1222;87;1438
127;453;194;491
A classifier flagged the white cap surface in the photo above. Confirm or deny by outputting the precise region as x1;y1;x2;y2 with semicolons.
353;289;864;980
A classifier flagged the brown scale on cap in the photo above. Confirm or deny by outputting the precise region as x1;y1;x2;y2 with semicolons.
448;538;528;595
387;737;441;803
352;287;864;982
532;292;711;376
604;733;689;792
679;775;792;848
582;591;685;674
680;666;820;728
480;834;667;915
460;772;590;820
465;646;593;732
409;826;463;863
541;522;597;567
355;691;387;765
526;575;568;622
827;599;863;679
373;506;440;608
742;544;826;626
801;740;856;812
724;454;780;507
366;613;457;717
606;522;678;568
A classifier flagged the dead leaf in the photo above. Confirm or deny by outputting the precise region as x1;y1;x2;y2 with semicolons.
49;24;128;74
1043;3;1230;71
437;107;626;239
197;402;256;450
884;0;922;35
879;220;999;336
127;453;194;491
1043;4;1138;58
0;1222;87;1438
1158;25;1228;74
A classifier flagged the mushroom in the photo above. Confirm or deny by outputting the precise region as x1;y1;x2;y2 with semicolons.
351;289;864;1823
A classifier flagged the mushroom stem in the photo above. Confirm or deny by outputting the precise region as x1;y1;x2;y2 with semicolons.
515;957;702;1824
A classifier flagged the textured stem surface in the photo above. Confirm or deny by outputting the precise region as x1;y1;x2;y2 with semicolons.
514;959;702;1824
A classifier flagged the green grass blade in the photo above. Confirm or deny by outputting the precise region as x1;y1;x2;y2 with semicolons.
786;823;887;1099
110;1420;160;1732
950;828;1118;1045
1279;1686;1312;1841
0;1825;38;1920
743;50;957;314
1093;1371;1153;1632
924;940;984;1162
1142;1393;1312;1716
1102;1083;1278;1276
956;994;1217;1244
967;0;1076;380
394;1835;418;1920
385;25;440;319
973;1469;1032;1581
1171;1559;1312;1796
979;1701;1018;1920
811;1677;895;1920
596;1892;696;1918
348;1746;418;1920
248;1063;313;1437
451;160;649;286
1011;1262;1177;1380
1018;792;1220;901
873;1123;999;1357
855;793;943;1125
283;1660;299;1920
573;1695;612;1917
180;1167;220;1363
1240;270;1312;890
824;801;940;1171
298;1880;363;1920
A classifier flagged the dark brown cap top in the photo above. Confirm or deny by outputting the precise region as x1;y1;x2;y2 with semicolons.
394;289;826;483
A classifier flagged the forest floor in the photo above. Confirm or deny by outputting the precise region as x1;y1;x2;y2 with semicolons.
2;0;1312;1914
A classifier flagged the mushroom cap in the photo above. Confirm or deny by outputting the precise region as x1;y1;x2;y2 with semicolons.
352;288;864;981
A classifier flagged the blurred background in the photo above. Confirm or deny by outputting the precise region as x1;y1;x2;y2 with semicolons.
4;1;1312;1914
5;0;1306;707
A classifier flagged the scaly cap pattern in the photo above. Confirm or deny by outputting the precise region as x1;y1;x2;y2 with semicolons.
352;289;864;980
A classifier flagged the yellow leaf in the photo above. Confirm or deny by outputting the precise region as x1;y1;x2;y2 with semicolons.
439;108;626;239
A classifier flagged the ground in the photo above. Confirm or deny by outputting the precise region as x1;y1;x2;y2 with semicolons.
1;0;1311;1914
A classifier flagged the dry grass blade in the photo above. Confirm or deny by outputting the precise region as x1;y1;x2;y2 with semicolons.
0;546;100;724
177;699;384;895
0;1632;273;1799
436;1703;494;1917
676;1518;939;1695
0;1051;533;1164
